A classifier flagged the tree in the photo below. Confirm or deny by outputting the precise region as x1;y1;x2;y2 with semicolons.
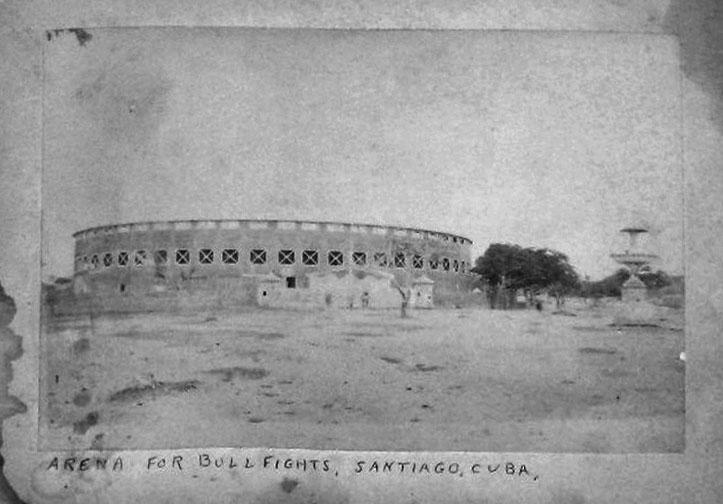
390;279;411;318
536;248;579;307
582;268;629;299
581;267;673;300
471;243;580;309
638;267;672;290
388;239;423;318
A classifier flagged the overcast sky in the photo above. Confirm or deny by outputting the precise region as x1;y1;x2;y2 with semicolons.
42;28;683;280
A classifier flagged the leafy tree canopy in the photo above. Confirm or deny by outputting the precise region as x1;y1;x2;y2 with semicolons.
471;243;579;295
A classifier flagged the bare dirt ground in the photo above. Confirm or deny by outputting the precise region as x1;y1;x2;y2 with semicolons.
40;301;685;453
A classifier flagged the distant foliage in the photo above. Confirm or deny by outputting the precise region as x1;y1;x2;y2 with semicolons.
581;267;675;299
638;267;673;290
653;275;684;297
581;269;629;299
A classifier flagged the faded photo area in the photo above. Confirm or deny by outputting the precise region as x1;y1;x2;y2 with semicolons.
40;28;684;452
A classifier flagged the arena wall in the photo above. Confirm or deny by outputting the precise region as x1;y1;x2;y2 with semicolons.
62;219;474;313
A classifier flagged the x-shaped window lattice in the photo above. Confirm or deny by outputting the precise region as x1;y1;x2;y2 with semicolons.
278;250;295;265
134;250;148;266
199;249;214;264
302;250;318;266
352;252;366;266
394;253;406;268
103;253;113;267
154;250;168;265
373;252;387;267
250;249;266;264
222;249;239;264
442;258;450;271
328;251;344;266
412;255;423;269
90;255;99;269
453;260;459;272
428;259;439;270
117;251;129;266
176;249;190;265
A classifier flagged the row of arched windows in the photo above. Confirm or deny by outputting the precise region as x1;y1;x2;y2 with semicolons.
76;247;469;274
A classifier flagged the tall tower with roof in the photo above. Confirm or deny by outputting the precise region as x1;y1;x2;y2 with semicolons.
610;224;658;302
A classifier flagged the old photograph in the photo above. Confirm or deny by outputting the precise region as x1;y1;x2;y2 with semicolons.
39;27;684;452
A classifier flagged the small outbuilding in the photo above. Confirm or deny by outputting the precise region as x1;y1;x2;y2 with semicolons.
411;275;434;309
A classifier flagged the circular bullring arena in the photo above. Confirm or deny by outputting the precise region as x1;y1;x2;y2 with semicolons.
64;219;474;313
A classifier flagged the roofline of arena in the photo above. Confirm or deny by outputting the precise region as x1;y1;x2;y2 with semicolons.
73;219;473;245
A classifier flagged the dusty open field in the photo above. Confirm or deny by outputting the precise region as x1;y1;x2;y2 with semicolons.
40;302;684;452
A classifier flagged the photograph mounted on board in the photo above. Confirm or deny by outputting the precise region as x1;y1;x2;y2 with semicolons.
40;27;684;452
